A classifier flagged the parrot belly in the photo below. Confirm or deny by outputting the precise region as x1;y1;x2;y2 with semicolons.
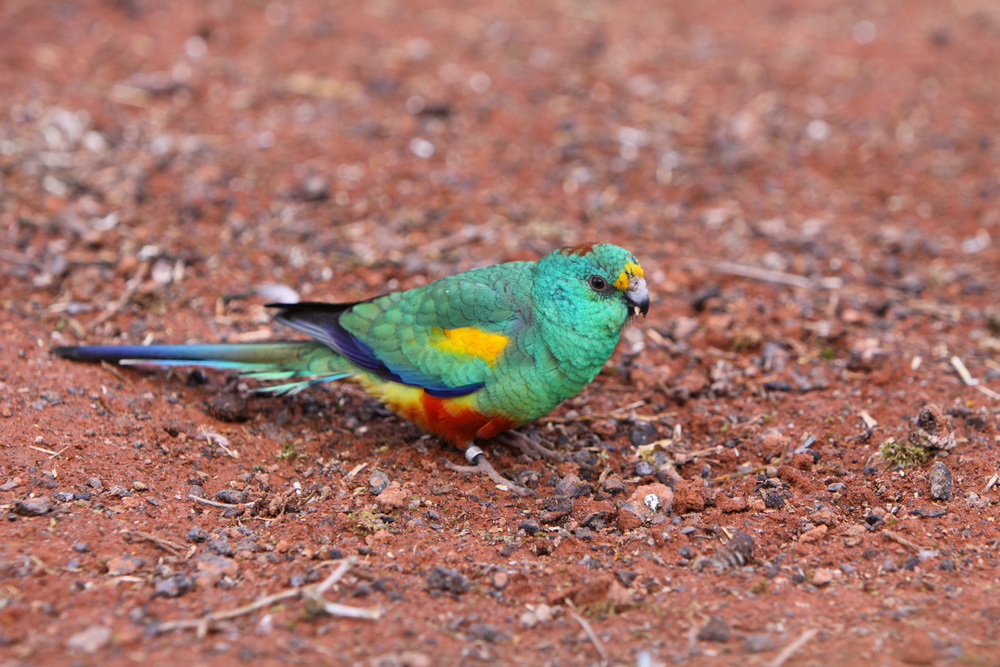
357;376;516;446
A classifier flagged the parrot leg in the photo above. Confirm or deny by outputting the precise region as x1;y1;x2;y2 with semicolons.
445;445;536;497
495;431;564;461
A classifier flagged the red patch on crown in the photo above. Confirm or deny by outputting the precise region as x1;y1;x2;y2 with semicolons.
558;241;599;256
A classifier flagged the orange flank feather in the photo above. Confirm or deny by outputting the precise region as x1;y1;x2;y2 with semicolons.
430;326;509;367
357;376;516;446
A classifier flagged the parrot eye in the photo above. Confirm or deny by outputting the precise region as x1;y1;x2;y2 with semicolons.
588;275;610;292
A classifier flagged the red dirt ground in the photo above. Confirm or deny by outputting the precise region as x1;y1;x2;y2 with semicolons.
2;1;999;665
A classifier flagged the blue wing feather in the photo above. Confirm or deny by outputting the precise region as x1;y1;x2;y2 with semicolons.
271;302;484;398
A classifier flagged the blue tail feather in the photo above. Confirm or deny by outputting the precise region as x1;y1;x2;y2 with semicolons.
52;342;350;391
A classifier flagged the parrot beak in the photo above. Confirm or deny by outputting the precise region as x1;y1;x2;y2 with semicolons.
626;277;650;318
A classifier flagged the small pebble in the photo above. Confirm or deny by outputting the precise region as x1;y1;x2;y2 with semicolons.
13;497;52;516
580;511;611;531
538;499;573;524
616;570;638;587
207;539;236;557
743;634;778;653
186;527;211;543
630;423;657;447
799;524;828;543
697;615;731;642
154;575;195;598
644;493;662;512
204;393;251;422
66;625;112;653
928;461;953;501
214;489;245;504
425;566;469;597
369;470;391;495
553;473;591;498
764;491;786;509
601;474;626;494
811;567;837;586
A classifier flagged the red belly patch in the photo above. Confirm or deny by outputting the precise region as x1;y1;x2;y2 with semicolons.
419;393;517;446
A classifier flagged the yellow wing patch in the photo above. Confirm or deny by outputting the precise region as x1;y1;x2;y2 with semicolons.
614;261;645;290
430;327;509;367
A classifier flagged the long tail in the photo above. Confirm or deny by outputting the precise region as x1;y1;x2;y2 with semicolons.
52;341;354;395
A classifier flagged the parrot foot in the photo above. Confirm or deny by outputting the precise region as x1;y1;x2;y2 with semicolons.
445;446;537;497
496;431;564;461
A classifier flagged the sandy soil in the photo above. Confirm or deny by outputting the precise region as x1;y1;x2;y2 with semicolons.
2;1;999;665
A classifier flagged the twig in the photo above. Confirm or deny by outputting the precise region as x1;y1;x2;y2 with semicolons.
127;531;185;556
903;299;960;322
87;260;151;331
982;473;999;494
565;602;608;662
199;429;239;458
47;445;72;460
99;360;130;384
157;558;378;636
607;400;646;415
545;408;672;424
859;410;877;429
0;248;41;268
706;260;842;290
345;462;368;480
882;529;924;553
769;628;819;667
713;454;786;483
950;356;978;386
975;384;1000;401
188;494;249;509
312;559;353;597
27;444;58;456
158;585;302;636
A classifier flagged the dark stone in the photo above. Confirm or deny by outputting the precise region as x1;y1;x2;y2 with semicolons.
553;474;591;498
426;566;469;597
764;491;786;509
154;575;195;598
214;489;245;504
518;520;542;535
929;461;953;501
697;615;731;642
13;497;52;516
615;570;638;587
186;527;211;543
634;461;655;477
207;540;236;557
537;499;573;524
368;470;391;495
204;393;251;422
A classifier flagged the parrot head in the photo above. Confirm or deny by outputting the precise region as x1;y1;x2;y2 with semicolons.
533;242;649;336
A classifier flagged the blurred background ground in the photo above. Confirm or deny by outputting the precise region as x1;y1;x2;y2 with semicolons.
2;1;999;665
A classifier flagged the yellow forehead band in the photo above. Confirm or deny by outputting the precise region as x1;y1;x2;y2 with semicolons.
613;261;644;290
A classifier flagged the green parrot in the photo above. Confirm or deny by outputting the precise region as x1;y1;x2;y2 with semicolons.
54;242;649;493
